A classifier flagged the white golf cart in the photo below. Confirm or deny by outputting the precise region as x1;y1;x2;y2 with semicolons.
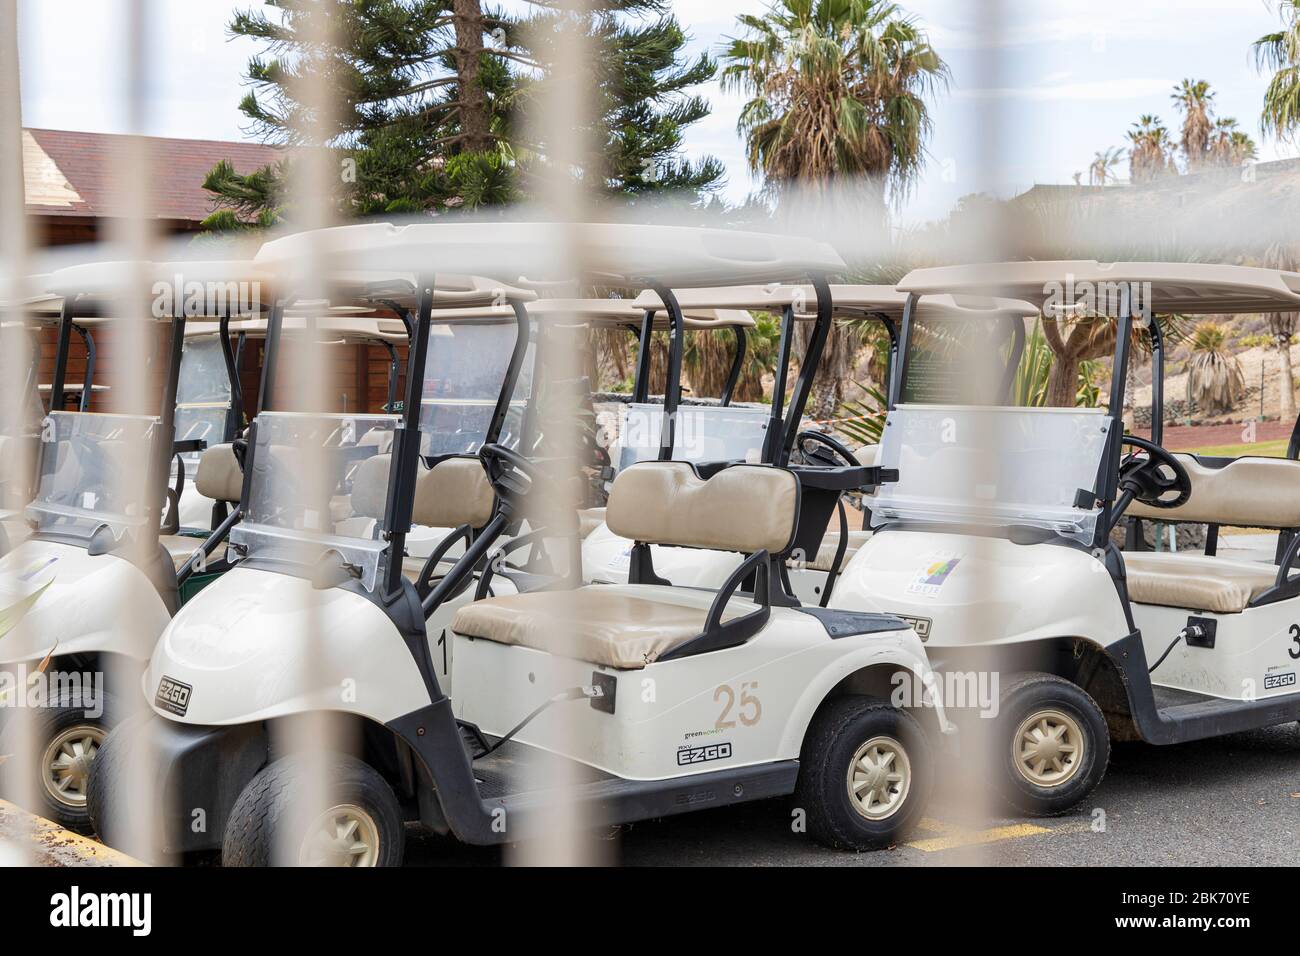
832;260;1300;815
90;222;949;864
584;284;1038;607
0;259;271;828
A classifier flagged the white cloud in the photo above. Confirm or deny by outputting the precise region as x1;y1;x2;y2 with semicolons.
957;77;1177;102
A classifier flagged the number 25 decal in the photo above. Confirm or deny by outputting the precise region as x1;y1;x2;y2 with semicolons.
714;681;762;730
1289;623;1300;660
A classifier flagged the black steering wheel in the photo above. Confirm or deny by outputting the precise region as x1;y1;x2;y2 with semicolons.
1118;435;1191;510
796;429;860;469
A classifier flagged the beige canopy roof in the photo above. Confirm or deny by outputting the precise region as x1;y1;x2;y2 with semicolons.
800;284;1039;321
897;261;1300;316
44;259;273;320
254;222;844;288
186;315;408;345
375;298;755;331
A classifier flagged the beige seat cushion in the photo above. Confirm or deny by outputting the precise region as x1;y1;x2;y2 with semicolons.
1128;455;1300;528
578;507;606;539
194;444;243;503
1124;552;1281;613
413;456;495;529
451;586;748;669
607;462;797;555
161;533;206;570
792;529;872;572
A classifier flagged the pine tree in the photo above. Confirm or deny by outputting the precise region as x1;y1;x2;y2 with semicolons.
202;0;721;229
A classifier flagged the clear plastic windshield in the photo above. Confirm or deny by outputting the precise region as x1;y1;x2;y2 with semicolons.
172;333;231;466
615;403;769;472
25;411;160;543
230;412;400;591
872;404;1111;546
419;319;530;457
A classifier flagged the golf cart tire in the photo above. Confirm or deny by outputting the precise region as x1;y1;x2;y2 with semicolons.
795;695;931;851
996;672;1109;817
0;688;120;833
222;753;405;867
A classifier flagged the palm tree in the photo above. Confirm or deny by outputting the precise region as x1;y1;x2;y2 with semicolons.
1089;147;1125;186
720;0;948;419
1262;241;1299;422
1207;117;1260;166
1171;78;1216;170
1231;130;1261;164
1255;0;1300;142
1127;115;1174;183
1186;321;1246;416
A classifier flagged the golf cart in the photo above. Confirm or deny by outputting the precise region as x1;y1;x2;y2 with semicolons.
584;284;1038;608
831;259;1300;815
90;221;947;864
0;259;271;828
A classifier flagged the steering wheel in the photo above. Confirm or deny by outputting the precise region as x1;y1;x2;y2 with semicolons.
1118;435;1191;510
796;429;859;469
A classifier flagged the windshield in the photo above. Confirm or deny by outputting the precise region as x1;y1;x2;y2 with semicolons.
230;411;399;591
615;402;769;472
872;404;1111;546
173;333;232;464
25;411;161;543
419;318;531;457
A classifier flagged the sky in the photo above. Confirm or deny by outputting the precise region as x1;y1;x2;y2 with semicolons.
15;0;1300;226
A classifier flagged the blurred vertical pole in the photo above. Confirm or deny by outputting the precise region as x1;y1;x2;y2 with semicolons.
0;0;36;865
270;0;341;867
107;0;166;862
507;0;610;867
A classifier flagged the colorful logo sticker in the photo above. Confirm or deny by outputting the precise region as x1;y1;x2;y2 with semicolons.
0;556;59;640
907;556;961;597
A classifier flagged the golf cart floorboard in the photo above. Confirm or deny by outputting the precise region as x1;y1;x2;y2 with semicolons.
468;734;614;800
1144;683;1300;743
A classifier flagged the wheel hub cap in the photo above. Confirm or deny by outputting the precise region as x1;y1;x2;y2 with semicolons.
847;735;911;821
1013;709;1084;787
300;804;381;867
41;725;105;809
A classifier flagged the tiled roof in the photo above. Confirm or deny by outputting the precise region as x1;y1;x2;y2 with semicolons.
23;127;283;222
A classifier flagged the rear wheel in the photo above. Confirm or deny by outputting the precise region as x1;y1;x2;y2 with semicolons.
796;695;931;851
222;753;404;867
995;673;1109;816
0;689;119;832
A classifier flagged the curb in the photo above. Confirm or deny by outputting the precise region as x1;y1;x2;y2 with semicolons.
0;800;143;867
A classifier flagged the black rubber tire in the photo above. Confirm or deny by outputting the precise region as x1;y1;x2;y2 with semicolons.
795;695;931;851
85;712;158;857
222;753;404;867
0;688;119;833
995;672;1109;817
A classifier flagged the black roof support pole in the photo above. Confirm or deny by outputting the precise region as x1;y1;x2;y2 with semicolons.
150;313;188;537
73;324;95;411
632;310;654;404
1102;284;1135;507
887;293;918;410
779;274;834;467
762;304;796;463
382;277;435;600
484;299;532;449
1148;315;1165;447
218;312;241;440
49;297;73;412
648;282;685;461
721;326;746;407
255;297;287;416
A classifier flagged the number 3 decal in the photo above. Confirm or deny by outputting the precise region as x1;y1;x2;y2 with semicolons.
1289;623;1300;660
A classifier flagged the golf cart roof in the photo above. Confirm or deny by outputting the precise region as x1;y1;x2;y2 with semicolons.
254;222;845;288
311;271;538;308
43;260;272;320
801;284;1040;321
897;261;1300;315
528;297;755;330
633;284;815;316
187;315;408;345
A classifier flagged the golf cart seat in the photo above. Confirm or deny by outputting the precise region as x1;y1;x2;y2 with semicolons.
452;460;798;668
1123;552;1281;614
345;452;496;582
161;444;244;568
1127;453;1300;529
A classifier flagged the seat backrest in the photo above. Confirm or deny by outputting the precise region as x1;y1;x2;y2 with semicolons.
1127;454;1300;528
413;455;495;529
606;461;799;555
194;444;243;503
348;453;496;529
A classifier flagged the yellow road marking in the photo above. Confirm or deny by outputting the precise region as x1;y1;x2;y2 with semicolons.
0;799;142;867
906;816;1051;852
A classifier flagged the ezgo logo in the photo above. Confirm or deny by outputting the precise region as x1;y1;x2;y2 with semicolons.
49;886;152;936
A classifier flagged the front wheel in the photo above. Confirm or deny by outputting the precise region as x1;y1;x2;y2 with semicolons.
0;689;120;832
795;696;931;851
222;753;404;867
995;673;1109;816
